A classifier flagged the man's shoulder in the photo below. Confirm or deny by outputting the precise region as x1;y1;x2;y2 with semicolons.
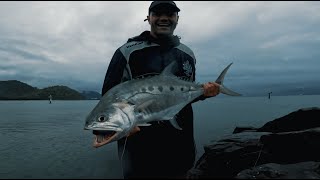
120;41;147;49
119;40;159;52
176;42;194;52
174;43;196;61
118;41;159;61
119;31;152;49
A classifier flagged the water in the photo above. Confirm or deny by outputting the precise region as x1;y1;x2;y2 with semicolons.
1;95;319;179
0;101;121;179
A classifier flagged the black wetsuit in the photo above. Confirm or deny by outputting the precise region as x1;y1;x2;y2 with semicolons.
101;31;205;178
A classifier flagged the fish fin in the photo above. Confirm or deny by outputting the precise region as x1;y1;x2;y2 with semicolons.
215;63;242;96
134;99;154;113
179;76;192;82
126;100;135;106
169;116;182;130
160;61;178;76
215;62;233;85
114;102;130;109
220;85;242;96
137;123;152;126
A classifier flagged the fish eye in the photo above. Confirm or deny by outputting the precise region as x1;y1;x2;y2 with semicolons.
98;115;106;122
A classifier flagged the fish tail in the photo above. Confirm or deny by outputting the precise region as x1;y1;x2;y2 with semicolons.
215;63;242;96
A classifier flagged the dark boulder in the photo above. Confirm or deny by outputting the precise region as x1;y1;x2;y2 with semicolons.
187;131;270;179
258;107;320;133
236;161;320;179
233;107;320;134
233;126;258;134
187;107;320;179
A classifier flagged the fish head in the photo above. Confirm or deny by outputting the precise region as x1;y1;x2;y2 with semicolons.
84;101;135;148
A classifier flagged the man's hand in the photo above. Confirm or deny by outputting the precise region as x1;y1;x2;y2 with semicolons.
126;126;141;137
203;82;220;97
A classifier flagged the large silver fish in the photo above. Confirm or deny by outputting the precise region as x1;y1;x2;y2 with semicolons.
84;61;241;148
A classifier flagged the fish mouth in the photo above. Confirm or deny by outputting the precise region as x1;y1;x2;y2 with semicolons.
92;130;117;148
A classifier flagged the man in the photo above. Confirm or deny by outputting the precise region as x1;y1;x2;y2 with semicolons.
101;1;220;178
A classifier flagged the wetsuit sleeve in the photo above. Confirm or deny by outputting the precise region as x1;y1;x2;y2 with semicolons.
101;48;127;96
192;92;207;103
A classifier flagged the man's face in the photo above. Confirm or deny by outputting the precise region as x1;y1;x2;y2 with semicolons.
148;10;179;38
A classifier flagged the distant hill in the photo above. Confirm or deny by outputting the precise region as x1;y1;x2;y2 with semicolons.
32;85;86;100
0;80;39;100
0;80;92;100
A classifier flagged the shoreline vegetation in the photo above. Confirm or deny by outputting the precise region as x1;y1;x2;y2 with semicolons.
0;80;101;100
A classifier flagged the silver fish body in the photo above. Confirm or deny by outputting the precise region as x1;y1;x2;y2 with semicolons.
84;61;241;148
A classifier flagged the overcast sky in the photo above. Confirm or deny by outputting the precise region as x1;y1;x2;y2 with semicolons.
1;1;319;96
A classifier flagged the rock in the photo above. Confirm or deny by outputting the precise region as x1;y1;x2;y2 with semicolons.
257;107;320;133
236;161;320;179
187;131;270;178
259;127;320;163
233;126;259;134
187;107;320;179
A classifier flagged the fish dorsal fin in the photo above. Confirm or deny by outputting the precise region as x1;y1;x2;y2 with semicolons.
160;61;178;77
179;76;192;82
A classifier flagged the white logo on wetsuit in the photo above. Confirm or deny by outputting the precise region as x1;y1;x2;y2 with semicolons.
183;60;193;78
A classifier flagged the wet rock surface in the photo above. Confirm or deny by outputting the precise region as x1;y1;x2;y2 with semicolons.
187;107;320;179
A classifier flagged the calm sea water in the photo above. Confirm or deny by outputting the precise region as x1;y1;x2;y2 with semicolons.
1;95;320;179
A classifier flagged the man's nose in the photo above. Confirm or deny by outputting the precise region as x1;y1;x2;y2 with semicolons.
158;14;170;21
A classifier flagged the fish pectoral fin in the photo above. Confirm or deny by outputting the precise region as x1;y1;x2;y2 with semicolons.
126;100;136;106
169;117;182;130
136;123;152;126
114;100;136;109
134;99;154;113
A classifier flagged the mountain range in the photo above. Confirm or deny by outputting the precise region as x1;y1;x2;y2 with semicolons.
0;80;101;100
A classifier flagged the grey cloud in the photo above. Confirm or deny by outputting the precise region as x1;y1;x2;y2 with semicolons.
192;2;320;89
0;1;319;96
0;46;51;63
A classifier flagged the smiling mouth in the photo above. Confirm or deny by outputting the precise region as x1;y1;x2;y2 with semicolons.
92;130;117;148
157;24;170;26
156;23;171;28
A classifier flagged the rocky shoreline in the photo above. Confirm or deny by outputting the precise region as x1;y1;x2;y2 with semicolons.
187;107;320;179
